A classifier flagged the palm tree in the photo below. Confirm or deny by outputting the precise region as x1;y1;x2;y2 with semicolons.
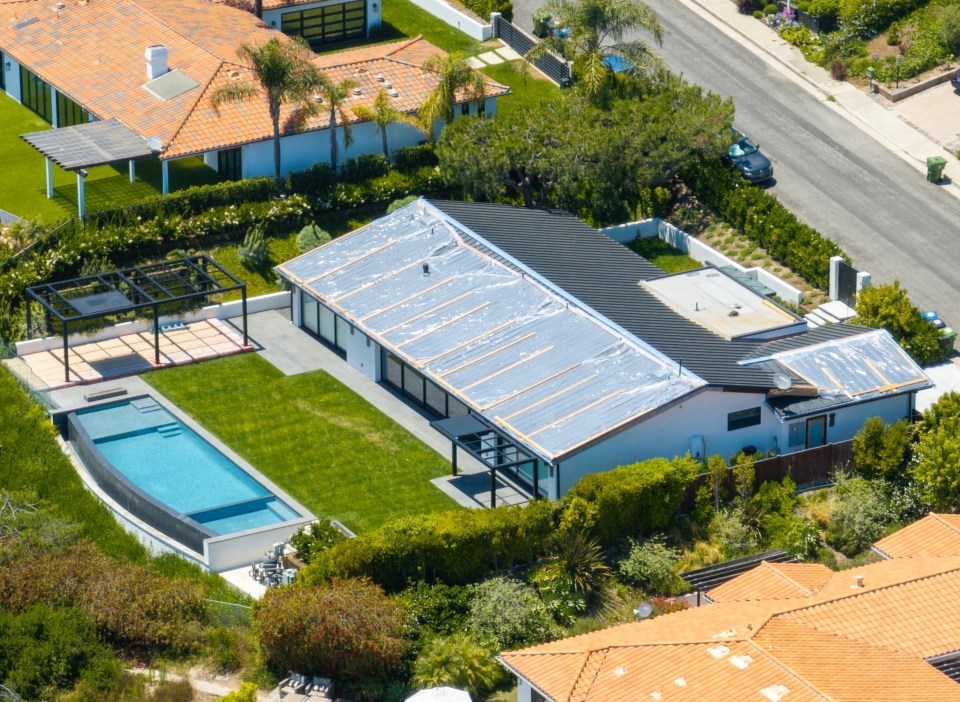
412;632;504;698
352;89;425;160
419;53;487;137
210;37;323;185
526;0;665;98
313;75;359;173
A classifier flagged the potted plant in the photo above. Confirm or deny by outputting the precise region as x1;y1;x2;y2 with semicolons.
533;7;552;37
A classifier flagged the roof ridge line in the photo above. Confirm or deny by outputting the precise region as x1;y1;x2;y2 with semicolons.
128;0;232;64
931;512;960;537
567;648;606;702
163;58;231;157
764;561;815;597
743;637;835;701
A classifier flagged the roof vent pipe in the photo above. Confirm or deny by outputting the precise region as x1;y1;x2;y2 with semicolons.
854;574;864;588
145;45;168;81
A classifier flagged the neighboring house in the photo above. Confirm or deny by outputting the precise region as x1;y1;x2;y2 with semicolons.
872;512;960;559
500;552;960;700
0;0;505;189
275;199;930;499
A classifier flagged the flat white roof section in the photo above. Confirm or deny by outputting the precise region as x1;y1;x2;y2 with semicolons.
278;201;705;461
642;268;800;340
762;329;929;399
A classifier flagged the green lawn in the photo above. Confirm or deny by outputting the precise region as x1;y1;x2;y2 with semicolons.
482;60;562;121
143;354;458;533
629;236;701;274
381;0;483;54
0;94;223;224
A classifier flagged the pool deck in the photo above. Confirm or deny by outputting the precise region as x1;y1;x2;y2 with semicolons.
6;318;249;391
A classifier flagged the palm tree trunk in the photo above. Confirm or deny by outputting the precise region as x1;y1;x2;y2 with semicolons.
270;102;282;185
329;107;339;173
381;127;389;161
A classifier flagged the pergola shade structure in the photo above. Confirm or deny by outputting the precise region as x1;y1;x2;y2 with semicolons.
25;255;247;382
431;414;540;506
20;119;157;218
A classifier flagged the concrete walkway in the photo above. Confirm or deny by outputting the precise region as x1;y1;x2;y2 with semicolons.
237;310;532;509
679;0;960;196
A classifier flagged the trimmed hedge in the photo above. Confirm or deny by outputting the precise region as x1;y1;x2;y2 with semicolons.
680;161;847;290
567;456;701;546
301;500;556;592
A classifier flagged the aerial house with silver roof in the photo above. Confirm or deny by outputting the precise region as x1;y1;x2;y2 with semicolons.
276;199;930;500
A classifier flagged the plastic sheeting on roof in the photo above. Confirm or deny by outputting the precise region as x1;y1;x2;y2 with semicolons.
278;201;704;461
743;329;929;400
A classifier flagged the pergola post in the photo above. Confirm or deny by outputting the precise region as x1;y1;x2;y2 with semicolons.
25;291;32;340
45;158;54;199
63;320;69;383
241;287;248;346
532;461;539;500
76;170;86;219
161;160;170;195
153;303;160;365
128;159;135;183
490;466;497;508
451;442;458;476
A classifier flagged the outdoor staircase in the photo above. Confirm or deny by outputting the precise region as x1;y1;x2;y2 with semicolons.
804;300;856;328
156;422;182;439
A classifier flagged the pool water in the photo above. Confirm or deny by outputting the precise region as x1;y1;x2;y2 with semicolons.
74;398;300;535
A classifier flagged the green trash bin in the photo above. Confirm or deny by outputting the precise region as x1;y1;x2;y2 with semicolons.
939;327;957;360
927;156;948;183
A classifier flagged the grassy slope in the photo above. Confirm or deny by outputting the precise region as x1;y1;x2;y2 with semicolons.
143;354;457;533
481;60;562;121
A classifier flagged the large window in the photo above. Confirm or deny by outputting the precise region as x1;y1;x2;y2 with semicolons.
727;407;761;432
218;147;242;181
20;66;52;123
382;351;471;419
300;292;349;355
281;0;366;48
57;91;90;127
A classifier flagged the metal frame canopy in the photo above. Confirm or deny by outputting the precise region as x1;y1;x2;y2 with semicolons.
25;255;248;383
20;119;157;218
431;414;541;506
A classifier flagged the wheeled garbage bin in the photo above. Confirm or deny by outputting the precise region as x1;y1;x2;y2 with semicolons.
927;156;948;183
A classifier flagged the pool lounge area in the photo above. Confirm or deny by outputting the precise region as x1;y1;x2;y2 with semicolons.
61;394;314;571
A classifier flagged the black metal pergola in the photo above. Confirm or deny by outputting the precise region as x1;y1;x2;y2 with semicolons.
431;414;542;506
25;255;248;382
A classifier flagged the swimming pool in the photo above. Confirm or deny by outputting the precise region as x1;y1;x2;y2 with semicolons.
67;396;309;561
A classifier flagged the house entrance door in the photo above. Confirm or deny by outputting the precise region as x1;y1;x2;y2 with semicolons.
806;416;826;448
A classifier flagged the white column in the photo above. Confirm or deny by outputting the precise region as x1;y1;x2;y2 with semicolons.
76;170;86;219
161;159;169;194
128;159;135;183
50;85;58;128
856;271;872;298
828;255;843;301
45;158;54;199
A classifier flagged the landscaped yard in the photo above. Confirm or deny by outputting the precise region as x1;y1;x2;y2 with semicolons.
0;95;222;224
482;60;561;121
143;353;458;533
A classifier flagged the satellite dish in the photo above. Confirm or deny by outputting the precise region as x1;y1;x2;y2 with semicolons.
773;372;793;390
147;136;163;152
633;602;653;619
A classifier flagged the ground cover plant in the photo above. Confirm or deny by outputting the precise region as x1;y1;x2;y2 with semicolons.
143;353;456;532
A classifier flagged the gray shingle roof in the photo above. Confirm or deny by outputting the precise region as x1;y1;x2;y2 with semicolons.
429;200;859;390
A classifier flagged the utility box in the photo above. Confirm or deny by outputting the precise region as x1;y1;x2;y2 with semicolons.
927;156;948;183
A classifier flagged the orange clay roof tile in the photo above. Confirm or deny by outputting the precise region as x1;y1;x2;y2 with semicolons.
708;561;834;602
874;512;960;558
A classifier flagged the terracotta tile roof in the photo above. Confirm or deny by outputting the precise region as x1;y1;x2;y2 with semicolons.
754;619;960;701
874;512;960;558
0;0;506;160
707;562;833;602
503;553;960;701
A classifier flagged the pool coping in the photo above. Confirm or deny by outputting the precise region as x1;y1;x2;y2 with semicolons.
54;391;316;572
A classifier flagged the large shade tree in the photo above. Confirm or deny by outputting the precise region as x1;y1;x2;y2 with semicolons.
352;88;426;160
210;37;324;184
526;0;665;98
419;53;487;137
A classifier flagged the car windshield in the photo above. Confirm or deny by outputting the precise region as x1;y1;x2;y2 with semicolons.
730;137;759;157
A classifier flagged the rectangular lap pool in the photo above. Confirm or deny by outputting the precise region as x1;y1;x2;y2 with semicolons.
67;396;311;566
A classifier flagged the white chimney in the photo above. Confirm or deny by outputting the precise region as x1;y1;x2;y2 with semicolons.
145;45;168;81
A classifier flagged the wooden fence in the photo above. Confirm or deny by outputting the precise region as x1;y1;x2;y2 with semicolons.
679;440;855;513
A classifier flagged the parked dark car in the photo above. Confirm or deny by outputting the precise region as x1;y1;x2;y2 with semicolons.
723;131;774;184
952;68;960;91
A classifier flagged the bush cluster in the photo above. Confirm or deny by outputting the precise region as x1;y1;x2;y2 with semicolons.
462;0;512;21
680;160;846;289
852;281;941;365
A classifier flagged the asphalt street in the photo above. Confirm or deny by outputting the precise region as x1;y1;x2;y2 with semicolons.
508;0;960;318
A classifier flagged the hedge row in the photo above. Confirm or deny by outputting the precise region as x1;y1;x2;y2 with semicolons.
302;456;698;592
680;161;847;290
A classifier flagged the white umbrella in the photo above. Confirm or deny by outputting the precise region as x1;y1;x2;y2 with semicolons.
406;687;472;702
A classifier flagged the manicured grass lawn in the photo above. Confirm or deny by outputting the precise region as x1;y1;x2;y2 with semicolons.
482;60;562;121
143;354;458;533
629;236;701;274
0;94;223;224
380;0;482;54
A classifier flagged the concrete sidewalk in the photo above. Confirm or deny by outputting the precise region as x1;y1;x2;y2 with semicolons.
679;0;960;195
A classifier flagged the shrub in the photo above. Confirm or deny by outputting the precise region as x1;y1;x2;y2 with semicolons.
853;282;941;365
462;0;512;21
712;505;761;558
911;416;960;511
387;195;419;214
764;3;777;13
287;162;338;194
411;633;506;697
825;473;890;556
296;224;332;254
467;577;559;650
851;417;914;480
617;538;680;594
218;682;260;702
567;455;700;547
753;9;764;17
392;144;439;173
738;0;759;14
840;0;923;38
254;578;406;685
831;59;847;80
920;391;960;434
340;154;390;184
238;223;268;268
806;0;840;21
397;582;475;638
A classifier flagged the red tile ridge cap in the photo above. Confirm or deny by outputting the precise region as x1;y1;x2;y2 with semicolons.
160;57;231;157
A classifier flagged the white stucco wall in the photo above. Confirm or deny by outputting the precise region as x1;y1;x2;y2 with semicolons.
407;0;492;40
2;54;22;102
346;327;380;381
516;678;534;702
776;393;912;453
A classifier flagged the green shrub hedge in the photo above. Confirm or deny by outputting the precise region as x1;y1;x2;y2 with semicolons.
680;161;847;289
463;0;512;21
